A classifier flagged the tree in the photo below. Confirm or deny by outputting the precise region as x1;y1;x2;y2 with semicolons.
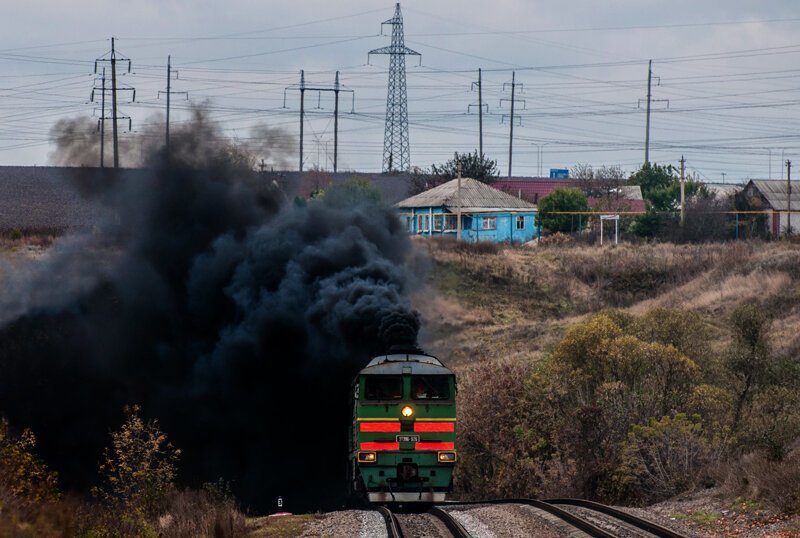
431;151;498;183
628;162;711;238
94;405;180;516
318;176;382;208
571;164;626;205
536;188;590;233
725;304;772;431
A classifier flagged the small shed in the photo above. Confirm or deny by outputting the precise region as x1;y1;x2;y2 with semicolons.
739;180;800;237
394;177;538;243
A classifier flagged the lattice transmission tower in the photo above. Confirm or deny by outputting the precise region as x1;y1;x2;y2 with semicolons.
369;3;420;172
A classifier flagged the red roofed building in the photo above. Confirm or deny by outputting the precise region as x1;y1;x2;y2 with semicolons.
492;178;646;213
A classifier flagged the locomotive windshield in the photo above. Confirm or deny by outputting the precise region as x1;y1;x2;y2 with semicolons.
364;376;403;400
412;375;450;400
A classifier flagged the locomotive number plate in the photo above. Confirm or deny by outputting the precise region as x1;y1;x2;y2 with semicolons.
396;435;420;443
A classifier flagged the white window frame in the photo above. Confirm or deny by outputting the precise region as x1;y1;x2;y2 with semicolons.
481;216;496;230
444;215;457;230
516;215;525;230
433;214;443;231
417;214;430;232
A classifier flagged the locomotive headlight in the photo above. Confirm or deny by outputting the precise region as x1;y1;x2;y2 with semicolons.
358;451;377;463
437;451;457;463
401;405;414;417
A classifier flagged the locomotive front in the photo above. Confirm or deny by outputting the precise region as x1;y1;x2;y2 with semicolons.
349;351;456;503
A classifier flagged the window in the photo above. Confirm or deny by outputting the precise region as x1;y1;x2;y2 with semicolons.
444;215;457;230
481;216;496;230
364;376;403;400
516;215;525;230
411;376;451;400
417;215;430;232
433;214;443;231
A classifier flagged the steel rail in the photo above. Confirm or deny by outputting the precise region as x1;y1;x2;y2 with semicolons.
442;498;615;538
427;506;473;538
376;506;404;538
546;498;687;538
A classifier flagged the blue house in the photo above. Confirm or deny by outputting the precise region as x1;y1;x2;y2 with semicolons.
395;177;539;243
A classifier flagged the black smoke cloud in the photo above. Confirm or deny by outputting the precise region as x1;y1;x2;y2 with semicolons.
2;109;418;512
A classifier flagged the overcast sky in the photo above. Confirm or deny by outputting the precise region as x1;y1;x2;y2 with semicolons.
1;0;798;181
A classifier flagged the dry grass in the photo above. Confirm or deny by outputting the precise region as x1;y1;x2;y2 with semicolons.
246;514;320;538
417;239;800;368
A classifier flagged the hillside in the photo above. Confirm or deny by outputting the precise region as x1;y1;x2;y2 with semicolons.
413;238;800;367
412;237;800;537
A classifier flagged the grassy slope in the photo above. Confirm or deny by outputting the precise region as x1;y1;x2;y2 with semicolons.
412;239;800;369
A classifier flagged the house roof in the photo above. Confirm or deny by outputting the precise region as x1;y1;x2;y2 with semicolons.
395;177;536;213
748;180;800;211
493;179;646;212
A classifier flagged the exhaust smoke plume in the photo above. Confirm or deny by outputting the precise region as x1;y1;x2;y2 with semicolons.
2;108;419;511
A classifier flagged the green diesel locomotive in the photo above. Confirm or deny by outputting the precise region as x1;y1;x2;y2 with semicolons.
349;349;456;503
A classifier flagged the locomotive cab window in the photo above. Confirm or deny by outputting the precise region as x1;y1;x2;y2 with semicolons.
412;375;450;400
364;376;403;400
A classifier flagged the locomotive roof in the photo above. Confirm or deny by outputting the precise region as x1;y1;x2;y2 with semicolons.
359;353;452;375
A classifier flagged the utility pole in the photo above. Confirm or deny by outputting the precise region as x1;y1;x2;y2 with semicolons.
788;159;792;236
158;56;188;159
500;72;524;178
284;71;354;173
90;68;107;168
644;60;652;165
95;38;134;168
638;60;667;166
456;162;462;242
468;68;486;157
680;155;686;227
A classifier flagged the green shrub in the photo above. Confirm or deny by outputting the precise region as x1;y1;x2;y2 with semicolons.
615;414;716;503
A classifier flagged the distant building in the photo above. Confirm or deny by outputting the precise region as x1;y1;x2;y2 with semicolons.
492;179;646;213
739;179;800;237
394;177;538;243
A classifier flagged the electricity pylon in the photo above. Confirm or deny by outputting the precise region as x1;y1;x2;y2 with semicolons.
368;3;420;173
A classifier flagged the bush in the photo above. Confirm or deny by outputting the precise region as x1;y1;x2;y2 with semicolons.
615;414;717;503
536;189;590;233
720;442;800;513
94;405;181;517
155;488;246;538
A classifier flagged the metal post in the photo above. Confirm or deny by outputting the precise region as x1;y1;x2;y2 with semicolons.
600;218;604;246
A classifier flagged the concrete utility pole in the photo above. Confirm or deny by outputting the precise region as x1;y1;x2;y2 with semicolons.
95;38;134;169
680;155;686;227
788;159;793;236
644;60;652;165
90;68;107;167
500;72;524;178
638;60;667;166
158;56;188;159
469;68;485;157
285;70;353;173
456;162;462;241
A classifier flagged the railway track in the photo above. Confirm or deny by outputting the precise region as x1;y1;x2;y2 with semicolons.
442;498;689;538
545;498;687;538
377;505;471;538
